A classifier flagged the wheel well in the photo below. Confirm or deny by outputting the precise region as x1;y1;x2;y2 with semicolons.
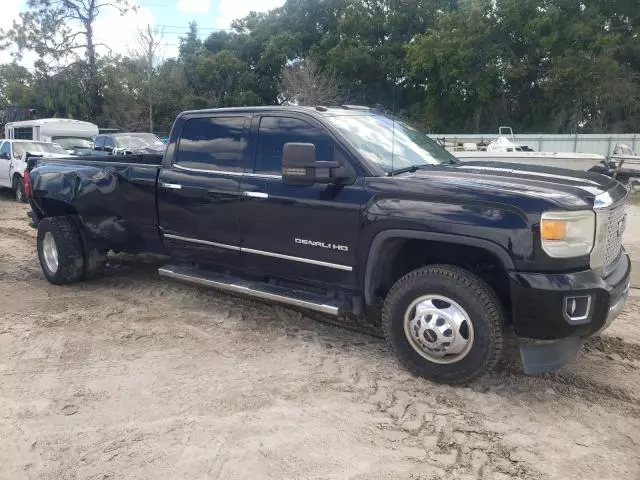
12;173;22;188
368;238;511;320
34;198;78;218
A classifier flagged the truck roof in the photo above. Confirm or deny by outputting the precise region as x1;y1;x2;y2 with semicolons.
180;105;379;118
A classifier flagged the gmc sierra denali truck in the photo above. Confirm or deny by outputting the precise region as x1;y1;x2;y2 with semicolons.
25;106;631;385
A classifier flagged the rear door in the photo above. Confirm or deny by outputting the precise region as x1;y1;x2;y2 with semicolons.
238;114;365;290
157;114;251;268
0;142;11;185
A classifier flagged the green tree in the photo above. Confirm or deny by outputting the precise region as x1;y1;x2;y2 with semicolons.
1;0;133;118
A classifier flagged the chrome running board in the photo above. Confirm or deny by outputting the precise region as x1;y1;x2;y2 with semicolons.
158;265;345;316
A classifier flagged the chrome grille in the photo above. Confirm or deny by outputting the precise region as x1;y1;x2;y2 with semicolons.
604;201;626;266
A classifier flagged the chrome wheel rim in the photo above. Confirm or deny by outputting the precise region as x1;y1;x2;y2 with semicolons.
42;232;59;273
403;294;474;364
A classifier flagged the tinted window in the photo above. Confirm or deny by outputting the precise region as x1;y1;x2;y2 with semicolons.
0;142;10;157
13;127;33;140
94;136;105;150
255;116;333;173
104;136;116;149
177;116;248;172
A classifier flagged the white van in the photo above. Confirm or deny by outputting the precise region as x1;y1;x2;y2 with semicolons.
4;118;99;154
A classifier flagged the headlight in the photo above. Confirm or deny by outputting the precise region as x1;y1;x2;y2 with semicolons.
540;210;595;258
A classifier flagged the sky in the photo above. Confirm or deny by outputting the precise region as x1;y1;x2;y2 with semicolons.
1;0;285;66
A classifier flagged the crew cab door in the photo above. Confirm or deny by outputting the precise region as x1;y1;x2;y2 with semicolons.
0;142;11;186
239;114;365;289
157;114;251;268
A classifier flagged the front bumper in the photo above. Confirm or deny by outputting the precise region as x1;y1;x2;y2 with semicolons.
509;252;631;340
509;253;631;374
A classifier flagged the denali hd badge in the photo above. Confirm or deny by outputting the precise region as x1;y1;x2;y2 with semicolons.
295;238;349;252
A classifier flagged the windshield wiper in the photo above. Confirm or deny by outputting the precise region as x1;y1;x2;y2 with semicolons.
387;164;433;176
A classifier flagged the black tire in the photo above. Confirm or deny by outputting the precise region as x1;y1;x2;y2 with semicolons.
83;245;108;280
382;264;504;385
15;177;26;203
37;217;85;285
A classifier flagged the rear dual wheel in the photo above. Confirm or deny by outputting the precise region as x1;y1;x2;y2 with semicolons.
37;216;107;284
382;265;504;385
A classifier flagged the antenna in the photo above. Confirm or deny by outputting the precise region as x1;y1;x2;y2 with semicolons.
390;77;397;176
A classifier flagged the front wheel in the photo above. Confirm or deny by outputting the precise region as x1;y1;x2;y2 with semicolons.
37;217;85;285
15;178;26;203
382;265;504;385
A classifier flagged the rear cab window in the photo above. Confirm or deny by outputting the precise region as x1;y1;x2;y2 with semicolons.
176;116;250;173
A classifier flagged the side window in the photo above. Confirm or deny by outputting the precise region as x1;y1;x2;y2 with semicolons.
176;116;249;172
94;136;105;150
255;116;334;174
14;127;33;140
104;136;116;150
0;142;10;158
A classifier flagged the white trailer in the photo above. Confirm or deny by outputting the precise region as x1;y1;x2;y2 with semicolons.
4;118;99;153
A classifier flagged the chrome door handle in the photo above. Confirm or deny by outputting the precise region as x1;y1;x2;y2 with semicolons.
160;183;182;190
243;191;268;199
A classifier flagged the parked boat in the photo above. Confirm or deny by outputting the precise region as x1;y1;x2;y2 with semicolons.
445;127;605;171
589;143;640;190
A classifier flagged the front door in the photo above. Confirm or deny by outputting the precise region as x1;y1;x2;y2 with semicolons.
158;114;251;268
0;142;12;186
239;114;366;290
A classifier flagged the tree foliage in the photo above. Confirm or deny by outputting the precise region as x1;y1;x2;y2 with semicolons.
280;59;341;106
1;0;638;134
1;0;133;117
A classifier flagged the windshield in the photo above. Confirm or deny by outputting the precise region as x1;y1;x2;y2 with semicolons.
52;136;94;149
326;114;457;173
115;133;164;149
12;142;68;157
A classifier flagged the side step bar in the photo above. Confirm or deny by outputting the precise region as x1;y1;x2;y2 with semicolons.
158;265;346;316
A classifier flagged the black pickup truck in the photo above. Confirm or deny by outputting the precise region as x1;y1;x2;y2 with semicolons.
25;106;631;384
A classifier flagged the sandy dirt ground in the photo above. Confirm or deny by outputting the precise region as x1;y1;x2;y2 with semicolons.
1;193;639;480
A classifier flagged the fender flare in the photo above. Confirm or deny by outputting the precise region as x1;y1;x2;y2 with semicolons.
363;229;515;305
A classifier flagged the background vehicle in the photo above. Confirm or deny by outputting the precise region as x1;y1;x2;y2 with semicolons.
92;132;166;155
4;118;98;155
25;106;631;385
0;140;68;202
447;126;605;170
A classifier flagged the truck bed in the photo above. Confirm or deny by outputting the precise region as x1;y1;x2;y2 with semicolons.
28;154;165;254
